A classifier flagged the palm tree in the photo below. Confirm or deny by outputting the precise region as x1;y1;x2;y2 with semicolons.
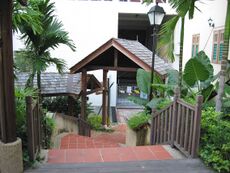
215;0;230;112
13;0;42;34
19;0;76;90
157;0;198;95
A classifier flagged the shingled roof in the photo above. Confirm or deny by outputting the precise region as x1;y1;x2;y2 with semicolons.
115;38;172;76
70;38;173;77
15;73;101;96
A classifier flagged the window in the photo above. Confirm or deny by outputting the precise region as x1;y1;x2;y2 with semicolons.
191;34;200;57
212;29;224;63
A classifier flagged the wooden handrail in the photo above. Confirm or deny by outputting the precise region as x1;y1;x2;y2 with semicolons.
150;88;203;158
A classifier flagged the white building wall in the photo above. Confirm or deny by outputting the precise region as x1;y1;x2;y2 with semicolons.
13;0;176;107
177;0;228;75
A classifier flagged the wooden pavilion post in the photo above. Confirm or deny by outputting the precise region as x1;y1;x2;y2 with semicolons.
81;69;87;120
0;1;24;172
68;96;75;116
102;70;108;126
0;0;17;143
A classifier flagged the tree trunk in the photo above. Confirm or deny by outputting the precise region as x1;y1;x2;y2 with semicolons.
178;17;185;96
37;71;42;101
216;0;230;112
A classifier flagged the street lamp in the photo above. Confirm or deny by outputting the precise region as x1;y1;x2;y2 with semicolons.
147;2;165;101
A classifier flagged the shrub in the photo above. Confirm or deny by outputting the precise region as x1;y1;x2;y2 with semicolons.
156;99;172;110
42;96;80;116
15;88;55;168
87;114;103;130
127;111;150;131
41;112;55;149
200;107;230;173
42;96;93;117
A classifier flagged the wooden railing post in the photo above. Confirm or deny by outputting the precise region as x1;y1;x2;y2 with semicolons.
26;96;35;161
150;108;157;145
171;87;179;147
37;103;41;152
191;95;203;158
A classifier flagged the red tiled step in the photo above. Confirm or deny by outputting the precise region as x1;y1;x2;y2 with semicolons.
48;145;173;164
60;133;124;149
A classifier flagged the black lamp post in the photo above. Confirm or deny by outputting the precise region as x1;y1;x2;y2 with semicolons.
147;2;165;101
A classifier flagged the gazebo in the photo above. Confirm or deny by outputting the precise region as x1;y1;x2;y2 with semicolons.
70;38;172;126
15;72;102;116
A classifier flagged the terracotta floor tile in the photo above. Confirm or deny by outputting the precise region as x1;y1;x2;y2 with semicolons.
154;151;173;160
133;147;156;160
48;150;66;163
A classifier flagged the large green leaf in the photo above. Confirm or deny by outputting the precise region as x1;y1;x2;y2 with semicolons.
158;15;180;62
194;51;214;89
127;96;148;107
167;69;179;85
146;98;164;109
183;58;209;86
201;84;214;103
136;69;151;94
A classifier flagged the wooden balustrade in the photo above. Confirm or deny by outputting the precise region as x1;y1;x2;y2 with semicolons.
26;96;41;161
150;89;203;158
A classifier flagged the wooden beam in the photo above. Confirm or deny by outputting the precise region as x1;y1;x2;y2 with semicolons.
0;0;17;143
114;49;118;67
112;40;151;72
102;70;108;125
86;87;103;95
70;39;113;73
81;69;87;120
87;65;138;72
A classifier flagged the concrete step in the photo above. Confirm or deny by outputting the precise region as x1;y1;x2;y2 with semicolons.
25;159;214;173
48;145;173;164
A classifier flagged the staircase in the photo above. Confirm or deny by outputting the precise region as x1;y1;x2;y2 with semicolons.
25;159;214;173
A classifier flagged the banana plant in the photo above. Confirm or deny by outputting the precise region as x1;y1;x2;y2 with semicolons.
128;69;171;111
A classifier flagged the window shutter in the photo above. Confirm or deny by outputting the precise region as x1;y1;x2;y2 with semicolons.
191;34;200;57
218;30;224;62
212;32;219;63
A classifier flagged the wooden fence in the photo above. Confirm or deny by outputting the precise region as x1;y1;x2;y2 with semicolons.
150;89;203;158
26;96;41;161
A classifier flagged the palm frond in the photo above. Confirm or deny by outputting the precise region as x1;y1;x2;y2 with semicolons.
158;15;180;62
39;19;76;53
13;0;43;34
169;0;198;19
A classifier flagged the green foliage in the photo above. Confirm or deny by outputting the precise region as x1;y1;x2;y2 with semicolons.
136;69;151;94
15;88;55;168
13;0;43;34
42;96;81;116
183;58;209;87
42;96;93;117
129;69;172;111
222;84;230;115
168;0;199;19
15;88;37;145
200;107;230;173
155;99;172;110
17;0;76;88
127;95;148;107
158;15;180;62
182;97;196;105
87;114;103;131
41;113;55;149
14;50;34;73
127;111;150;131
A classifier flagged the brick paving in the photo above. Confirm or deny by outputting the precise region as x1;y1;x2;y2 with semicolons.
60;124;126;149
